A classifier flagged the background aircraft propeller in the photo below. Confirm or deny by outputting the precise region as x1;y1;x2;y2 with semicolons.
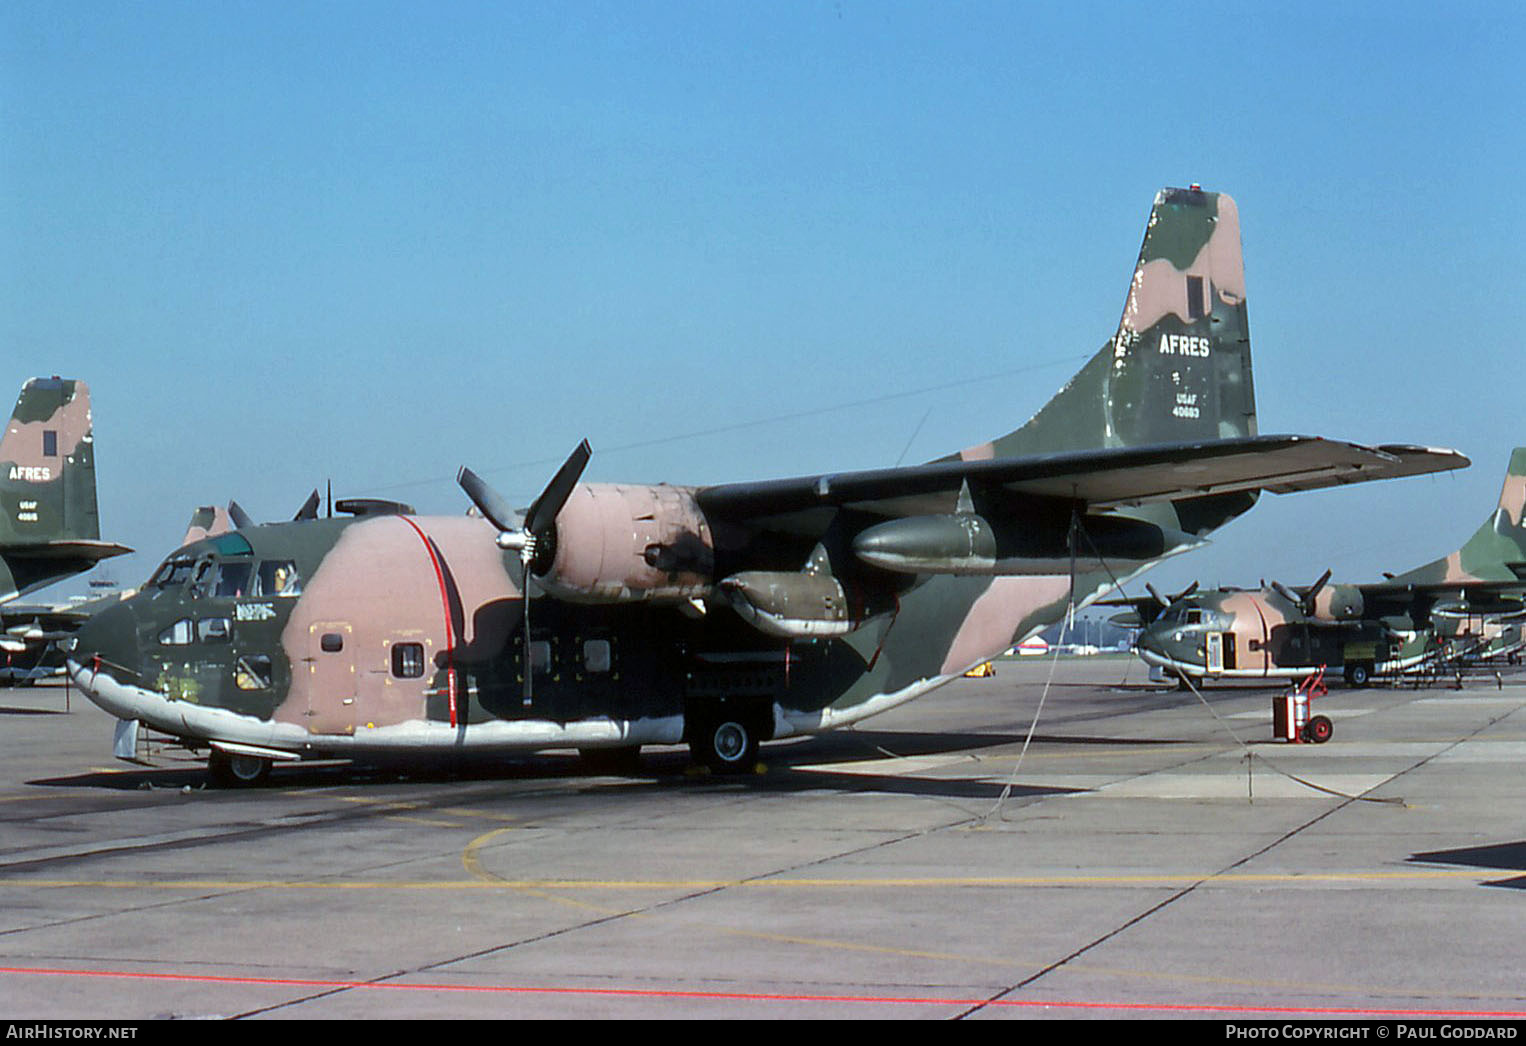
1270;568;1332;614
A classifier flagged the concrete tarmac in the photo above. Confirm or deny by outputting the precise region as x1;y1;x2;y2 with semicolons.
3;658;1525;1020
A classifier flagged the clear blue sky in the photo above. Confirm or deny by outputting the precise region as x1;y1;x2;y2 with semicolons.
2;1;1522;598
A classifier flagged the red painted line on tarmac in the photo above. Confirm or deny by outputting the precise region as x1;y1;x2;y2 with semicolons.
4;966;1526;1017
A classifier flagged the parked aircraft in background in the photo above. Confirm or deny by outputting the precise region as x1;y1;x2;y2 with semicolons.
0;377;131;681
65;188;1465;785
1132;448;1526;685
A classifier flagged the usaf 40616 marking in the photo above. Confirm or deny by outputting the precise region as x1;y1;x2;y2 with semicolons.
67;189;1465;786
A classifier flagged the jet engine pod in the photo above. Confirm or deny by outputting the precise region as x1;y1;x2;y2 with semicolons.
720;571;857;638
853;512;1203;575
852;514;997;574
1311;584;1364;621
536;483;715;603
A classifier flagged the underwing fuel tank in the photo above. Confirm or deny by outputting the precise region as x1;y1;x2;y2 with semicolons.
719;571;857;638
852;513;1205;575
852;514;996;574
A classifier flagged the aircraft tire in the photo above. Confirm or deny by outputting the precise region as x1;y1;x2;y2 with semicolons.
207;749;272;788
1344;662;1373;688
690;714;761;774
1304;715;1334;744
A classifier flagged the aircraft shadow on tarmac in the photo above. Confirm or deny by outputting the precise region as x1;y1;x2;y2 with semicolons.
28;727;1123;801
1410;842;1526;890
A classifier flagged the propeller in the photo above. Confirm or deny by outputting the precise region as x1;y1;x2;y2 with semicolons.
225;491;322;529
227;501;254;530
1271;568;1332;615
458;440;592;702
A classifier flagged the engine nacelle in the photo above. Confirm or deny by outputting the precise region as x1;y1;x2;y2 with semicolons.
720;571;858;638
1311;584;1364;621
536;483;714;603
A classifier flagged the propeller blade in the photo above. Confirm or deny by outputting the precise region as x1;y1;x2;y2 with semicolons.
457;466;519;534
1303;569;1333;611
227;501;254;531
1171;581;1199;602
293;489;321;522
525;440;592;537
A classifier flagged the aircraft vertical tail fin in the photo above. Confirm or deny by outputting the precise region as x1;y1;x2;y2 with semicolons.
955;187;1255;462
0;378;101;545
1389;448;1526;585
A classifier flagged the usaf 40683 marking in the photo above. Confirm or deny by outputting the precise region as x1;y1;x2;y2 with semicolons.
66;189;1465;786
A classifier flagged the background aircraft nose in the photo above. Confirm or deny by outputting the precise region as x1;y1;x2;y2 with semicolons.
70;599;143;682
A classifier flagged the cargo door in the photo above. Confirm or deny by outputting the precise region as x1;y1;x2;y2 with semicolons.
1205;631;1224;675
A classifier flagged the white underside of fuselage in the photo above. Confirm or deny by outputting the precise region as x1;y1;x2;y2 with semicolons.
1134;647;1436;680
67;657;960;761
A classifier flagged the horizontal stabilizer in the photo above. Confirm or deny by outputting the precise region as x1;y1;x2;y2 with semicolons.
3;539;133;562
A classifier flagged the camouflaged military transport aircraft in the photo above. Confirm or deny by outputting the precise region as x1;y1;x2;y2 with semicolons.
66;188;1467;786
0;377;130;680
1131;448;1526;686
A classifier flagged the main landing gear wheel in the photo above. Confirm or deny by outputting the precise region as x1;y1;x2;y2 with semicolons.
1344;662;1373;687
1302;715;1334;744
207;749;272;788
692;717;760;774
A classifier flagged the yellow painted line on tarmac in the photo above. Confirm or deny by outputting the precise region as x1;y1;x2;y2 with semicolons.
1;869;1501;892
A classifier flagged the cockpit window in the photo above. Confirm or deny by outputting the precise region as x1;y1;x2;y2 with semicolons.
254;560;303;597
1184;609;1205;626
210;533;254;557
188;557;216;598
213;562;253;599
149;558;195;590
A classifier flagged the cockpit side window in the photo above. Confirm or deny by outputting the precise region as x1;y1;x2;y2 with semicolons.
254;560;303;597
1184;609;1205;626
213;562;254;599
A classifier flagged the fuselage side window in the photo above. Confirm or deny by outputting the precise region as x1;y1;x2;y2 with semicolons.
235;655;273;691
157;619;193;645
391;643;426;679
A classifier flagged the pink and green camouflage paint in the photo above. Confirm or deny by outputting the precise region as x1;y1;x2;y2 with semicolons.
65;189;1466;785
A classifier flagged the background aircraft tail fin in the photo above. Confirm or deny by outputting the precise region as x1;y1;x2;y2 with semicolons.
0;378;102;545
1393;448;1526;585
954;187;1255;461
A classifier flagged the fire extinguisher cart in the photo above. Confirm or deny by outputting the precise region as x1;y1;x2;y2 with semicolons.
1274;666;1334;744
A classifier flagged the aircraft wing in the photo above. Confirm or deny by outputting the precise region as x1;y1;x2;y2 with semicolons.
695;435;1467;532
0;590;131;643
